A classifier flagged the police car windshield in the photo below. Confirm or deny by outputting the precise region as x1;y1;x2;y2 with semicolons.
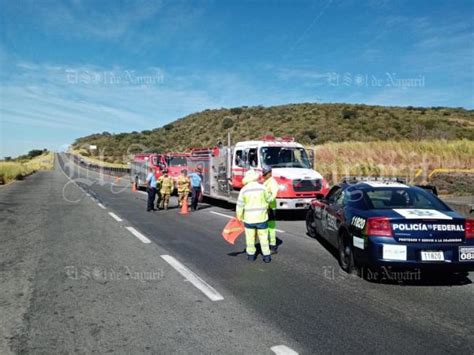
260;147;311;169
361;187;449;211
166;156;187;166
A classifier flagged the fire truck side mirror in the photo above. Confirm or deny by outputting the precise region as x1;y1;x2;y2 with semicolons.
308;149;315;169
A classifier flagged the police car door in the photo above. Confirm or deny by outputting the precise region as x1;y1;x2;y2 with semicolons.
323;187;343;248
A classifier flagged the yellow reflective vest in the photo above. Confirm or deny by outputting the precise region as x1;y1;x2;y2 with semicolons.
159;176;174;194
177;176;190;193
264;177;278;210
236;181;270;224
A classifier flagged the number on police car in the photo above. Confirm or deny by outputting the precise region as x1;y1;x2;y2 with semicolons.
421;251;444;261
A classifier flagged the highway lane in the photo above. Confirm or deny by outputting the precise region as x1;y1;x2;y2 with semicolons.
0;157;299;354
58;153;474;353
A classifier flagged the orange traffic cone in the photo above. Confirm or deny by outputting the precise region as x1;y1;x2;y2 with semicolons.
180;198;189;215
132;182;137;192
115;176;120;183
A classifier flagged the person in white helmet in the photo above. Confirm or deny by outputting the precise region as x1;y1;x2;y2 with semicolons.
236;169;272;263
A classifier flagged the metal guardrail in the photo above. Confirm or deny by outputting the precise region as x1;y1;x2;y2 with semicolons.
67;153;130;177
428;168;474;180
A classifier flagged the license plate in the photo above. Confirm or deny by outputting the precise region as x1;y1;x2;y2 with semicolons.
459;247;474;261
421;251;444;261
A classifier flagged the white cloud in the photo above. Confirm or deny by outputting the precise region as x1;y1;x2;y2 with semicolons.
22;0;163;40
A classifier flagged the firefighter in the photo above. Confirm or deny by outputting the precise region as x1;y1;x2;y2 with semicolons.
145;167;157;212
262;166;279;252
156;173;162;210
177;169;190;208
236;169;272;263
158;170;173;210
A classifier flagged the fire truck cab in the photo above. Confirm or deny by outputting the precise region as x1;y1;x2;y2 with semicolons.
131;152;190;191
187;136;330;210
164;153;190;181
131;153;167;189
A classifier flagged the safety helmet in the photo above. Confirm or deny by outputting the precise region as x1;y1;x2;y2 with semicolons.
243;169;259;185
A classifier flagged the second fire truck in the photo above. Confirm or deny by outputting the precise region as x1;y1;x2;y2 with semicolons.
131;152;189;191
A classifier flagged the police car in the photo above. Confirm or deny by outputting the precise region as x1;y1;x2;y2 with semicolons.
306;178;474;274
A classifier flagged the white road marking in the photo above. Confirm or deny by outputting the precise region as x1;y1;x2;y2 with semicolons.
108;212;123;222
209;211;233;219
97;203;106;209
58;159;90;201
271;345;299;355
160;255;224;302
126;226;151;244
209;211;285;233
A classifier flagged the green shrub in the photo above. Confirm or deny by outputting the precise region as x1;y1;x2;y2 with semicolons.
230;107;243;115
341;109;357;119
221;117;234;130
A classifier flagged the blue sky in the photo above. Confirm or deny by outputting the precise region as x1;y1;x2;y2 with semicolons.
0;0;473;157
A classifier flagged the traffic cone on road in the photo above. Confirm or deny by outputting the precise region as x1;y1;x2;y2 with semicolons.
180;198;189;215
132;182;137;192
115;176;120;183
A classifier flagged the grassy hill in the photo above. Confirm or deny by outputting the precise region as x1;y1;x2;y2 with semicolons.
72;103;474;164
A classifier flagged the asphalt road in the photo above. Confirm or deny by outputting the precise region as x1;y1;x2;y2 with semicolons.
1;153;473;354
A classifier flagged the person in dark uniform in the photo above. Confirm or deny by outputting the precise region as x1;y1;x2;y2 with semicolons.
145;167;157;211
188;167;203;211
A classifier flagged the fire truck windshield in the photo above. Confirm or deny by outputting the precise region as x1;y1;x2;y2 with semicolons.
166;156;187;167
260;147;311;169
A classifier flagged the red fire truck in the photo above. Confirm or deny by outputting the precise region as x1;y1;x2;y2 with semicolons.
187;136;330;210
131;152;189;190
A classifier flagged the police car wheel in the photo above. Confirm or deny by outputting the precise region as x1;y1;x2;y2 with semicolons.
338;232;355;274
306;209;317;238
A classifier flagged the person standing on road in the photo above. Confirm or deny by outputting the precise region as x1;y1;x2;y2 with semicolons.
188;167;203;211
158;170;173;210
262;167;279;253
146;167;157;212
236;169;272;263
177;169;190;208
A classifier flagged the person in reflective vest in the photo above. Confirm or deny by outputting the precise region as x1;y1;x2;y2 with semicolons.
236;169;272;263
158;170;173;210
177;169;190;207
262;166;279;252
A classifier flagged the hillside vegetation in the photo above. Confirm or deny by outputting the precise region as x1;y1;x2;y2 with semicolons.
72;103;474;163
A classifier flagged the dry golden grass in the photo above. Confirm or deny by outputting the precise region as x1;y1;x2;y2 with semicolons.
0;152;55;184
311;139;474;183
